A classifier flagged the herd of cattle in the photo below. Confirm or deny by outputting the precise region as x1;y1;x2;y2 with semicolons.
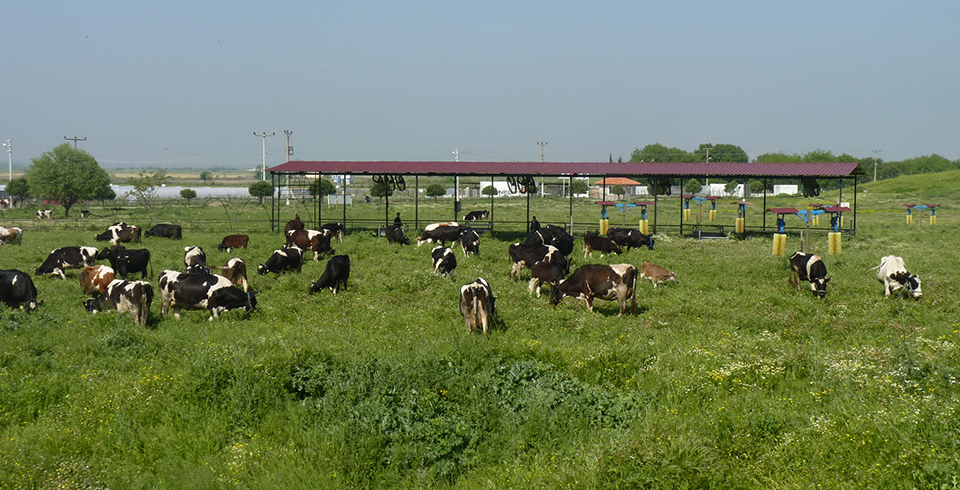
0;210;924;332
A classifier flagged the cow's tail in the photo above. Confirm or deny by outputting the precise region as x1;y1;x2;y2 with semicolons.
867;264;882;272
140;284;154;326
629;266;638;316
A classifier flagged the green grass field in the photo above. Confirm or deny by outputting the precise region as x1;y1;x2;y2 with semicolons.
1;172;959;488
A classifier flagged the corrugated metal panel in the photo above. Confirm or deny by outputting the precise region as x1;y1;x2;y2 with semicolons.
267;161;862;178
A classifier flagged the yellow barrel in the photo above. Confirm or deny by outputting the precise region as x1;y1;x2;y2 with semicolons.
772;233;787;256
828;232;842;254
600;219;609;235
709;209;716;222
684;208;691;221
736;217;745;234
639;219;649;235
931;215;937;225
812;215;819;226
907;214;913;225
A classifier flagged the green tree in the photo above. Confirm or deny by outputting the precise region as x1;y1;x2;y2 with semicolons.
248;180;274;203
308;178;337;197
200;171;213;182
369;180;393;201
27;143;111;217
425;183;446;201
127;169;167;213
610;184;626;200
724;181;740;195
685;178;703;194
753;151;803;163
93;181;116;207
570;180;588;195
180;188;197;204
481;185;496;196
695;143;749;163
630;144;695;163
6;177;30;208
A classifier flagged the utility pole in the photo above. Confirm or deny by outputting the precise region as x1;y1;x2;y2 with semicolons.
453;149;460;219
873;150;881;182
2;140;11;182
537;142;547;162
284;130;293;163
253;132;275;181
64;136;86;148
537;142;547;197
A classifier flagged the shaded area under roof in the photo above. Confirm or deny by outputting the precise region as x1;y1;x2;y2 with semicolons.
267;161;862;178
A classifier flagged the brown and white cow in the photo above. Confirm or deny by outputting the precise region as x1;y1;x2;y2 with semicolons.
871;255;922;299
460;277;495;334
0;227;23;245
211;258;250;292
582;233;622;258
84;279;153;326
79;265;116;296
551;263;638;317
640;261;676;288
528;260;566;298
285;229;334;261
217;234;249;252
95;222;141;245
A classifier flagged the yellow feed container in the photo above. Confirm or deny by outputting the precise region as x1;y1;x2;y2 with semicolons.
684;208;691;221
931;215;937;225
772;233;787;256
828;232;842;254
709;209;716;222
736;217;745;234
639;219;649;235
812;215;819;226
600;219;609;235
907;214;913;225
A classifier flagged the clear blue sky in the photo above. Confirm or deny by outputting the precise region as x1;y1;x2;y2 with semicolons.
3;1;958;168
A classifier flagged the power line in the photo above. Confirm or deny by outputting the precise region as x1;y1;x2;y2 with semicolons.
64;136;86;148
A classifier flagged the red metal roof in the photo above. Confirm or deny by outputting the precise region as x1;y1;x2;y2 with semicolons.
267;161;862;178
767;207;800;214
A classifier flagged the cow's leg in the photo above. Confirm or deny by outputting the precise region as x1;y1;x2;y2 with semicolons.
528;278;537;294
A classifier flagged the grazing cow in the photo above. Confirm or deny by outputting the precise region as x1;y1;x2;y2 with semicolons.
0;198;10;210
385;225;411;246
284;213;305;234
462;210;489;221
508;242;569;281
158;270;256;321
84;279;153;326
551;263;638;317
528;260;566;298
583;233;622;258
285;229;334;260
640;261;676;288
607;227;655;251
257;247;304;275
460;278;495;334
95;222;141;245
79;265;116;296
217;234;249;252
36;246;99;280
431;246;457;276
97;245;151;279
871;255;922;299
144;223;182;239
309;255;351;295
0;269;41;311
523;225;575;256
210;258;249;292
789;252;830;299
0;226;23;245
320;222;345;242
183;246;207;271
460;228;480;257
418;222;465;247
37;209;53;219
80;208;91;218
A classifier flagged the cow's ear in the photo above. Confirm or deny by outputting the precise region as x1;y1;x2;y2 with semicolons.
824;277;831;284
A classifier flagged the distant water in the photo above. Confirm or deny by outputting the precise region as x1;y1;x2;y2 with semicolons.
110;184;251;199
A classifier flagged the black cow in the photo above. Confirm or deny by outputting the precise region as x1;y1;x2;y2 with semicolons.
257;247;304;275
84;279;153;326
462;210;489;221
551;263;638;317
460;277;495;334
309;255;351;295
285;229;335;261
508;242;569;281
158;270;256;320
460;228;480;257
80;208;91;218
0;269;41;311
96;245;151;279
789;252;830;299
218;234;249;252
583;233;622;258
528;260;566;298
385;225;411;246
321;222;345;242
607;227;655;251
523;225;575;256
36;246;99;280
432;246;457;276
144;224;182;239
418;222;464;247
95;222;141;245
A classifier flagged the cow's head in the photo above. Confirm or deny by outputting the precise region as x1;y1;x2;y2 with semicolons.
907;274;922;299
892;272;922;299
809;277;830;299
83;297;101;313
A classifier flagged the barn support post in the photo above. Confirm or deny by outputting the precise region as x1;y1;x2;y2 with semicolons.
317;173;324;229
852;176;858;233
270;171;277;233
414;176;420;233
837;177;844;230
678;188;684;237
762;178;768;231
568;173;574;233
341;174;347;231
490;175;495;237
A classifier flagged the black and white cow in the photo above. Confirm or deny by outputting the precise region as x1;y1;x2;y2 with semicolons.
385;225;411;246
431;246;457;276
508;242;569;281
459;228;480;257
84;279;153;326
158;270;256;321
257;247;304;275
607;227;655;251
183;246;207;272
309;255;351;295
460;277;495;334
462;210;489;221
95;222;141;245
418;222;464;247
523;225;575;256
871;255;922;299
97;245;151;279
528;260;566;298
583;233;622;258
36;246;99;279
36;209;53;219
144;224;182;239
320;222;345;242
789;252;830;299
285;229;335;260
0;269;41;311
551;263;638;317
80;208;91;218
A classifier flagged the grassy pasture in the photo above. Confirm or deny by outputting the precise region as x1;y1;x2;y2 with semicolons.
0;172;959;488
